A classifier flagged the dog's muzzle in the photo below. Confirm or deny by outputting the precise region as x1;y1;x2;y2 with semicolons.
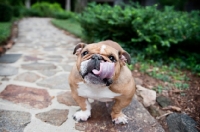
80;54;114;86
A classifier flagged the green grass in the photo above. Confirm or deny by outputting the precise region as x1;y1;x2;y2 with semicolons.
51;18;83;39
136;61;190;91
0;22;12;44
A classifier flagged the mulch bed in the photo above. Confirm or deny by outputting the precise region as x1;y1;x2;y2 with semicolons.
132;69;200;132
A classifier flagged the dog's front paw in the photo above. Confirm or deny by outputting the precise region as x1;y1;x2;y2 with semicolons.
112;114;128;124
73;110;91;122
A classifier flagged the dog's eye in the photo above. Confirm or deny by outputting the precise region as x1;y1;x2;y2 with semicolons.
82;51;88;56
109;55;116;62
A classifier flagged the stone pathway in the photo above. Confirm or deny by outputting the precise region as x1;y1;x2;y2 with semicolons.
0;18;164;132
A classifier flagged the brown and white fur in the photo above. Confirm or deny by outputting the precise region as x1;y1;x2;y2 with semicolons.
68;40;135;124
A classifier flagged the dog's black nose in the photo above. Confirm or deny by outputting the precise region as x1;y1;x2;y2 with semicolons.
92;54;102;60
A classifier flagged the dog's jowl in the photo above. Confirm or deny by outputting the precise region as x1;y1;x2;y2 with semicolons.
68;40;136;124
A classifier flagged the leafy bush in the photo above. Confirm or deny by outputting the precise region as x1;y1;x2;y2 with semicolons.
0;4;13;22
80;3;200;54
53;11;75;19
31;2;64;17
0;22;11;43
79;3;200;74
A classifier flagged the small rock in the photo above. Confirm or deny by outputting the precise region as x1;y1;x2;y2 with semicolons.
1;77;9;81
75;123;86;131
161;90;169;97
136;85;156;107
167;113;198;132
134;78;143;85
156;95;171;107
147;105;161;117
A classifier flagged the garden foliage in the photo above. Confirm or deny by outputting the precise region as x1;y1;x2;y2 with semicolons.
80;3;200;54
0;4;13;22
0;22;11;43
30;2;74;19
79;3;200;73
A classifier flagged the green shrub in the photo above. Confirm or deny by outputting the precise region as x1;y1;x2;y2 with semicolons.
80;4;200;54
12;6;26;17
79;3;200;74
0;22;11;43
53;11;75;19
0;4;13;22
31;2;64;17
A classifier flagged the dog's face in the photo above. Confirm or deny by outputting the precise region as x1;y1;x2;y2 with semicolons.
73;42;131;86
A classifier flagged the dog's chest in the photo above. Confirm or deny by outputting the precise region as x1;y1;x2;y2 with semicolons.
77;82;121;102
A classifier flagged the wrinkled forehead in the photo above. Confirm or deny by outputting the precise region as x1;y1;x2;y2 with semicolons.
84;43;119;56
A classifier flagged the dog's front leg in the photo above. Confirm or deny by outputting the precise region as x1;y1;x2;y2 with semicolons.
71;92;91;122
111;98;132;124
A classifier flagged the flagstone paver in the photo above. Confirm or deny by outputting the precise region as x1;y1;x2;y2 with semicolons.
21;62;56;70
36;109;69;126
38;69;59;77
0;84;53;109
0;18;164;132
37;73;70;90
14;72;41;82
0;54;22;63
74;97;164;132
0;110;31;132
57;91;78;106
0;65;18;76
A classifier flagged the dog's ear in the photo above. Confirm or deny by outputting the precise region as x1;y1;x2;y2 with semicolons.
73;43;86;55
119;51;131;65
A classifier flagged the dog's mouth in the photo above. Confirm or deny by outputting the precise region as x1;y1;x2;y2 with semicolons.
81;61;115;86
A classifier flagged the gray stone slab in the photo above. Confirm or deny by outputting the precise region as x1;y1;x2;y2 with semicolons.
75;97;164;132
0;110;31;132
23;55;42;62
36;109;69;126
0;65;18;76
57;91;78;106
21;62;56;70
0;54;22;63
38;70;58;77
37;74;70;90
61;65;73;72
14;72;41;82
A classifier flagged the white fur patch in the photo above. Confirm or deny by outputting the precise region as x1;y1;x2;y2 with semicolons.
77;82;121;102
80;60;90;75
73;100;91;121
100;45;106;54
112;114;128;124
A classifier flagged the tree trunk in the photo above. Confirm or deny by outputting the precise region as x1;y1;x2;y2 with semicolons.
65;0;71;11
25;0;31;8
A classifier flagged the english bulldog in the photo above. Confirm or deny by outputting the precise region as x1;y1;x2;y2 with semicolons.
68;40;135;124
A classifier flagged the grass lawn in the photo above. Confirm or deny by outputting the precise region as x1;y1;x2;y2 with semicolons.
0;22;12;44
51;18;83;39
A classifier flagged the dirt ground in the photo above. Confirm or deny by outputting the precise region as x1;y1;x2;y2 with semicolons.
132;69;200;132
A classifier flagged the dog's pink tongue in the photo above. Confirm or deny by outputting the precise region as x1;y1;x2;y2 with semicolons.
92;62;115;79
